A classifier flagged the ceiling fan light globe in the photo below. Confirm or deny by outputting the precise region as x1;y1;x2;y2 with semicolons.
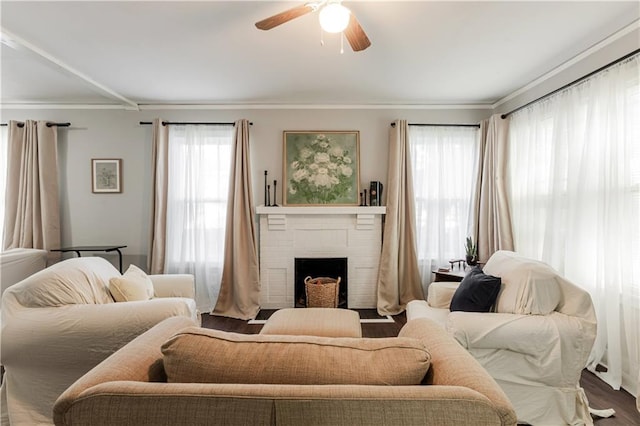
319;3;350;33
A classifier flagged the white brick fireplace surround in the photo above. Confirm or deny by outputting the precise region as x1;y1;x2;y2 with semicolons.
256;206;386;309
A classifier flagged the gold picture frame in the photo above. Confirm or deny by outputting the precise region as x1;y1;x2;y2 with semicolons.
283;131;360;206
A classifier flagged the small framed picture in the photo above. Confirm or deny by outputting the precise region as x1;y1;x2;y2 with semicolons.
91;159;122;193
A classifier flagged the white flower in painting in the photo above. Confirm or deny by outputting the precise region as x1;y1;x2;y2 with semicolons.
317;134;326;140
313;173;331;188
340;165;353;177
317;167;328;175
300;148;313;159
293;169;308;182
319;141;329;149
330;176;339;185
329;146;343;157
291;160;300;169
327;162;338;170
314;152;330;163
343;156;352;164
289;187;297;195
309;163;319;171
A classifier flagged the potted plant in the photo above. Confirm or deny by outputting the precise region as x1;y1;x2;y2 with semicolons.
465;236;478;266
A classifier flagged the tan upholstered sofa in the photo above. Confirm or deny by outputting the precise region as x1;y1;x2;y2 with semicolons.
53;316;517;426
1;257;200;426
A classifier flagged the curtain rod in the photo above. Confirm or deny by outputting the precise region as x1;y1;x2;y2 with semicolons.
391;122;480;128
0;122;71;128
139;121;252;126
501;48;640;119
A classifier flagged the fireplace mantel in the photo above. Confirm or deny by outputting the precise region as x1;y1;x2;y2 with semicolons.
256;205;386;215
256;206;386;231
256;205;385;309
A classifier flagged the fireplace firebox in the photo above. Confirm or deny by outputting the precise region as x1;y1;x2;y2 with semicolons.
294;257;347;308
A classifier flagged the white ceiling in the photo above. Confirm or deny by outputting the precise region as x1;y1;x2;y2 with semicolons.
1;1;638;109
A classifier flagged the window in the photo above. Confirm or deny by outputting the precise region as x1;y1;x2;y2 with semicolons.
165;124;234;312
409;126;479;287
508;54;640;392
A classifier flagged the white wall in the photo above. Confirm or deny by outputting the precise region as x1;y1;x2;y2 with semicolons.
3;27;636;270
494;26;639;115
0;107;489;269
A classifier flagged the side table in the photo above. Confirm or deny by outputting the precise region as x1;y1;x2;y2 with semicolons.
432;268;467;282
432;262;484;282
51;245;127;273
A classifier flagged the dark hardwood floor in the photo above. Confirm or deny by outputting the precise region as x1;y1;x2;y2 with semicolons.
202;310;639;425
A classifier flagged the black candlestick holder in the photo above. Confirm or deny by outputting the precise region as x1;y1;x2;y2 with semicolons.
267;185;271;206
264;171;268;206
272;180;279;207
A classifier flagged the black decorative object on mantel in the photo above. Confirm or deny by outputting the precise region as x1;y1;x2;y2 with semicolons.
369;181;383;206
267;185;271;206
359;192;364;206
272;180;279;207
264;170;268;206
363;189;368;206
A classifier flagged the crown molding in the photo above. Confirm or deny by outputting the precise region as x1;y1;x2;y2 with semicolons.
1;103;135;110
137;103;494;110
2;102;494;111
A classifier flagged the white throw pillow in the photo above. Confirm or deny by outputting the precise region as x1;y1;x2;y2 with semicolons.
109;264;154;302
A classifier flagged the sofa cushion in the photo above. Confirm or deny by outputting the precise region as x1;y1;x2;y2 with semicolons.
109;264;154;302
11;257;117;307
482;250;561;315
162;327;431;386
450;267;501;312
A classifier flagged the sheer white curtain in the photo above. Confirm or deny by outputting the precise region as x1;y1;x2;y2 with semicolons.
165;124;234;312
508;54;640;395
409;126;480;289
0;126;7;244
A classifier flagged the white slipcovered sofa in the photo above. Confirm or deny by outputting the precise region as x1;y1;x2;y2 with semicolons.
407;250;597;425
0;256;200;426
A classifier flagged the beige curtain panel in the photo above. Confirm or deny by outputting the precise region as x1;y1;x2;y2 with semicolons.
470;114;514;262
376;120;423;316
3;120;60;262
213;119;260;320
147;118;169;274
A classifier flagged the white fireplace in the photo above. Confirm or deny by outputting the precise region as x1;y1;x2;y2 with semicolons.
256;206;386;309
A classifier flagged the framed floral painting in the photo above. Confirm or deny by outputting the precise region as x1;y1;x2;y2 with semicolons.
283;131;360;206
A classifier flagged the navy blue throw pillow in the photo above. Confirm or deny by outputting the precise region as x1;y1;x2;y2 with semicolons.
449;266;501;312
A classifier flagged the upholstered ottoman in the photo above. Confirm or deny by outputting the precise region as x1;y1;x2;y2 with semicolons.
260;308;362;338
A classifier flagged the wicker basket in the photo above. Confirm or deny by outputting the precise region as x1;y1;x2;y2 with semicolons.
304;276;341;308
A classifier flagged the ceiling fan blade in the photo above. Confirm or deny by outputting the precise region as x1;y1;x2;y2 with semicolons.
255;4;315;30
344;13;371;52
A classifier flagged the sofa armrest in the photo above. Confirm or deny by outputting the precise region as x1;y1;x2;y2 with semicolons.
53;316;196;425
2;301;198;425
2;299;199;374
446;312;560;356
150;274;195;299
399;318;517;426
426;281;461;309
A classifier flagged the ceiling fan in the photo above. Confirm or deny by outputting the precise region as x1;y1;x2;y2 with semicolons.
255;1;371;52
